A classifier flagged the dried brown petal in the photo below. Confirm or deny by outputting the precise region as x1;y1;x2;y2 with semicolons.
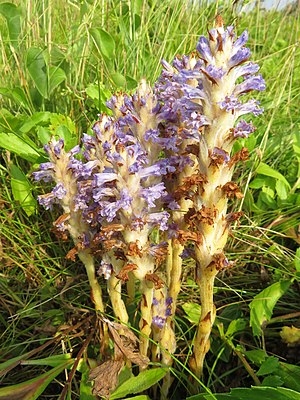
145;273;164;289
53;213;70;227
198;205;217;225
100;224;125;239
174;173;208;199
127;241;143;257
228;147;249;169
226;211;244;226
176;229;202;245
116;263;138;282
222;182;244;199
65;247;78;261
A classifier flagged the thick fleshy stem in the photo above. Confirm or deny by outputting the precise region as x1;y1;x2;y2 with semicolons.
126;272;136;306
107;273;129;323
190;259;217;377
79;251;105;313
139;278;154;363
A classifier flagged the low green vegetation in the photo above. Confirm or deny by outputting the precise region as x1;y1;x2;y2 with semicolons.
0;1;299;399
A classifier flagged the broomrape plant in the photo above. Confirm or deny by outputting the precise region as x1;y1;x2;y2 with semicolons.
34;17;265;397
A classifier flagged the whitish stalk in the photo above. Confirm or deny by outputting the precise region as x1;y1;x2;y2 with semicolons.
139;278;154;361
108;273;129;323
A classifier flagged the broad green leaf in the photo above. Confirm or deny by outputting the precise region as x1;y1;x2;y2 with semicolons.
182;302;201;324
277;362;300;391
0;87;32;111
111;72;126;88
229;387;300;400
49;66;67;95
26;47;48;99
262;375;284;387
56;125;77;150
86;84;100;101
21;354;71;367
256;162;290;189
225;318;247;338
257;191;277;210
38;126;51;145
0;132;41;162
187;386;300;400
126;75;138;90
89;28;115;59
85;83;112;113
78;360;94;400
0;2;21;47
11;87;32;110
275;180;289;200
249;280;292;336
249;176;275;189
244;349;267;365
126;397;150;400
0;360;73;399
117;366;133;387
262;185;275;199
49;114;77;151
110;368;168;399
20;112;51;133
10;164;36;216
132;0;143;14
256;356;279;376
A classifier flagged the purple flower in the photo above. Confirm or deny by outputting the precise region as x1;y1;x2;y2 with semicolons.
165;297;173;306
93;187;115;203
53;138;64;156
233;30;249;51
228;47;251;68
52;183;67;199
139;164;162;179
94;173;118;187
99;201;120;222
98;261;113;280
212;147;230;163
219;95;240;112
233;120;256;138
147;211;170;231
237;99;264;117
180;248;196;259
38;193;56;210
196;36;213;63
152;315;166;329
234;74;266;96
117;188;132;210
32;169;54;182
153;297;159;306
234;62;260;78
204;65;226;80
140;183;166;208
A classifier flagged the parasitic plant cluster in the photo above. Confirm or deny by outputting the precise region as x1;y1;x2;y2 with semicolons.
34;17;265;397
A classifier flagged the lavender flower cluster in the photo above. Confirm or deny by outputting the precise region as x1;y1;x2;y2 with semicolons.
34;17;265;378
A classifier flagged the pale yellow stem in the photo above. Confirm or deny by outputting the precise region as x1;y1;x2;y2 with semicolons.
191;258;218;377
107;274;129;323
78;250;104;313
126;272;136;306
139;279;154;362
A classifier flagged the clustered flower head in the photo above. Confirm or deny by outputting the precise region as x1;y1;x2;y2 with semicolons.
34;16;265;393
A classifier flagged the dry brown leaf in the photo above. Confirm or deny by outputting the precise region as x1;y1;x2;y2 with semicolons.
89;359;124;399
105;319;149;368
